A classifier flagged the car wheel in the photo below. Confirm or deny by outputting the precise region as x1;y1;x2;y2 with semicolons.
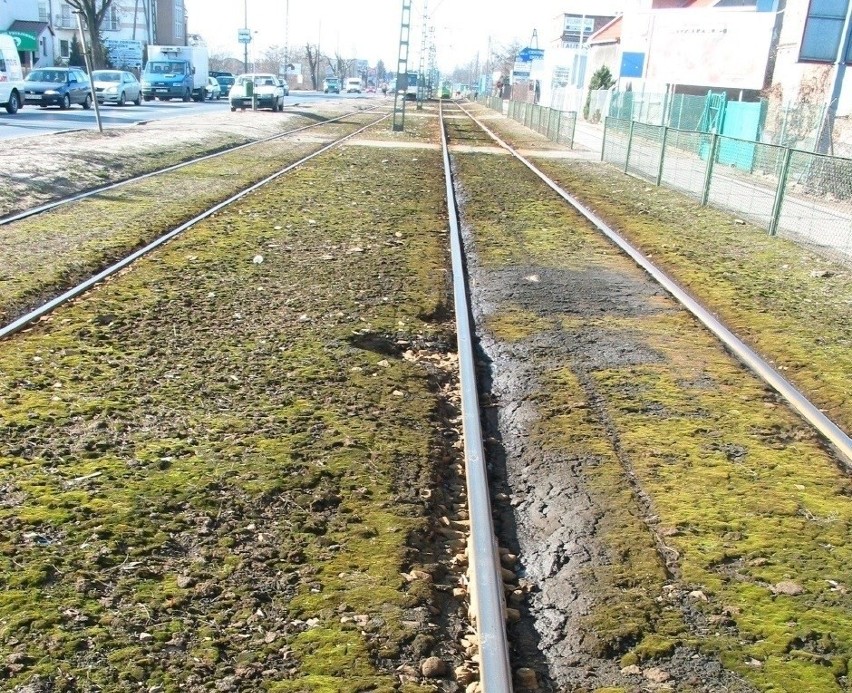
83;93;92;110
4;90;19;114
135;92;142;106
117;91;126;107
183;90;191;102
61;94;71;109
230;106;236;112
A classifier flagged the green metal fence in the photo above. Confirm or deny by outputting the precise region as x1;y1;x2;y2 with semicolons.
603;117;852;265
475;98;577;149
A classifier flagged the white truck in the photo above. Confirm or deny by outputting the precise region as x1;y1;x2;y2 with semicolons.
141;45;209;102
0;34;24;114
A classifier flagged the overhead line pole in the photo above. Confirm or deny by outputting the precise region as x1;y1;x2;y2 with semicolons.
392;0;412;131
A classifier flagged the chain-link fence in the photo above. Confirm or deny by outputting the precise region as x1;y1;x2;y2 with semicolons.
604;117;852;265
473;98;577;149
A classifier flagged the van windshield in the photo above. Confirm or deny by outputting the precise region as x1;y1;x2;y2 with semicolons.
145;61;184;74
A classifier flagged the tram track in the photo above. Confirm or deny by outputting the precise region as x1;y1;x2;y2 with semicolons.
441;100;852;692
0;109;388;333
0;106;381;227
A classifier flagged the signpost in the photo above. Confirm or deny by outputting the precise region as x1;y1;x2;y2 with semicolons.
237;28;252;44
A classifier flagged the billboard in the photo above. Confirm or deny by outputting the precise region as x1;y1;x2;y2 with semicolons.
622;10;775;90
104;39;144;70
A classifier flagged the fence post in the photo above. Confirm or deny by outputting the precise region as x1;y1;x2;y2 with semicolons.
769;147;793;237
701;133;720;206
570;111;577;149
555;111;563;144
601;116;609;161
624;120;636;174
656;126;669;186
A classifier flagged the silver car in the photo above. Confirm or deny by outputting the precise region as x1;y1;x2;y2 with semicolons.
92;70;142;106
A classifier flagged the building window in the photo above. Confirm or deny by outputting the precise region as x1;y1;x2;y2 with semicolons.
59;4;73;29
104;6;120;31
60;40;70;58
38;2;49;22
800;0;852;62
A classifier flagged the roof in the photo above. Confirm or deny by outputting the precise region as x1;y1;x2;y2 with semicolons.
589;16;622;45
8;20;52;35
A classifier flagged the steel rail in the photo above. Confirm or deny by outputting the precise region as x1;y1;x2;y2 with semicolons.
439;102;513;692
0;106;383;227
0;112;390;341
456;102;852;469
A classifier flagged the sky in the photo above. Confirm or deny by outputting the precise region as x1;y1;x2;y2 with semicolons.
182;0;573;72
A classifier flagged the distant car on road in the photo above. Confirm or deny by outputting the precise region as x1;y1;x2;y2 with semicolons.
91;70;142;106
205;76;221;100
229;73;285;111
345;78;362;94
210;71;235;93
22;67;92;110
323;77;340;94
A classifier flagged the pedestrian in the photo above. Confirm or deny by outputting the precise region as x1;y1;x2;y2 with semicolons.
381;82;388;97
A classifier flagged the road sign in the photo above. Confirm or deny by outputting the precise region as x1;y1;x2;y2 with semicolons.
518;47;545;62
237;28;252;44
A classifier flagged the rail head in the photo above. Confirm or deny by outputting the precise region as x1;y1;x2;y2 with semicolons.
439;101;514;693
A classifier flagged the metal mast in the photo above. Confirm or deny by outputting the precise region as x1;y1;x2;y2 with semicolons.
416;0;428;110
392;0;412;131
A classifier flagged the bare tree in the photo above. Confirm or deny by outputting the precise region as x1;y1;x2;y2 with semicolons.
305;43;321;90
65;0;115;69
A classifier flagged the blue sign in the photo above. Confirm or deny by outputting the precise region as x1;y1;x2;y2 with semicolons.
518;47;545;62
620;52;645;78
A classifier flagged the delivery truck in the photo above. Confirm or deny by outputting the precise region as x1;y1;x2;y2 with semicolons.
141;45;209;102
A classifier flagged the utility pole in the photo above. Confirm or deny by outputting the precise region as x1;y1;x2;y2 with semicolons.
283;0;289;80
73;11;103;133
416;0;428;110
392;0;412;131
816;2;852;154
243;0;249;73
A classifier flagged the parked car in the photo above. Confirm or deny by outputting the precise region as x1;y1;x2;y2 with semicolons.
229;73;285;112
210;70;235;93
345;77;362;94
323;77;340;94
278;78;290;97
22;67;92;109
91;70;142;106
205;76;221;100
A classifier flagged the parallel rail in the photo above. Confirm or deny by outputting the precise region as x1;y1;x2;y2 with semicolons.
0;112;390;340
0;106;381;227
439;102;513;692
454;101;852;470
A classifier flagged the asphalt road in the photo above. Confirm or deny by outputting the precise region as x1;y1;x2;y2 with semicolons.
0;91;372;141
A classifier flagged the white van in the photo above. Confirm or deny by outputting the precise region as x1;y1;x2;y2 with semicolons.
345;77;362;94
0;34;24;114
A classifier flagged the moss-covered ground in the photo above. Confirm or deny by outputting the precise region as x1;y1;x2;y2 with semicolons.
0;112;383;326
452;143;852;692
464;102;852;439
0;122;455;690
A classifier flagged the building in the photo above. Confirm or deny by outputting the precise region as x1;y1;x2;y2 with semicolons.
1;0;185;72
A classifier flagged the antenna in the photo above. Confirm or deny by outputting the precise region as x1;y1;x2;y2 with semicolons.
529;29;539;48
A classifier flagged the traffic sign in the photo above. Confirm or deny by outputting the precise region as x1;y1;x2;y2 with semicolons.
518;47;545;62
237;28;252;44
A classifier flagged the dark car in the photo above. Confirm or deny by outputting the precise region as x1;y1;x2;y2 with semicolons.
210;70;235;92
22;67;92;109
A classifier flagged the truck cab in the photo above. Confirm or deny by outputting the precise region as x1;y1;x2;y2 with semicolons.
141;45;208;102
323;77;340;94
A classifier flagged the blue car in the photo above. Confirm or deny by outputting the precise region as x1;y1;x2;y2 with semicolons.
22;67;93;110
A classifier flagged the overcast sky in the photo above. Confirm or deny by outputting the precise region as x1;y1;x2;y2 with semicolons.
182;0;573;71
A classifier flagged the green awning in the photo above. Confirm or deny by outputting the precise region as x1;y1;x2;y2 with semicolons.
1;30;38;53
